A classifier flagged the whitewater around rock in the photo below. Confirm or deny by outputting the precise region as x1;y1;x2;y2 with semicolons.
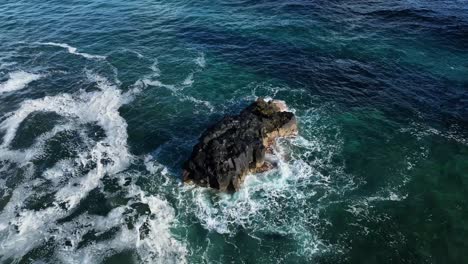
183;98;298;192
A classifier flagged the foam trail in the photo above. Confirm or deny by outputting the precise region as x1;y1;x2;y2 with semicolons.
0;71;43;94
122;48;144;58
38;42;106;60
142;74;214;112
150;59;160;77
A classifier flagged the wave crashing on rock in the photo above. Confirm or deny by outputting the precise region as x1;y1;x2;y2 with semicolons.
183;98;298;192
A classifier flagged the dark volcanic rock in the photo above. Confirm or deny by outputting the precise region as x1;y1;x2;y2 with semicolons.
183;98;298;192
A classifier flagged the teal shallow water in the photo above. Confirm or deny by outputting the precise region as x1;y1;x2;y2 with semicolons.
0;0;467;263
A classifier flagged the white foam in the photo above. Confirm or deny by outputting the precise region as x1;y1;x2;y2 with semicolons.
142;75;214;112
149;59;160;77
0;74;129;259
38;42;106;60
0;73;186;263
181;109;350;259
195;52;206;68
182;73;194;86
144;155;169;176
123;48;144;59
52;186;187;264
180;95;214;112
0;123;75;166
130;186;187;263
0;71;43;94
142;78;175;90
400;122;468;146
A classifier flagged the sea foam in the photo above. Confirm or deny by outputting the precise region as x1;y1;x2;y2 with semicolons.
38;42;106;60
0;73;186;263
141;59;215;112
195;52;206;68
179;106;351;260
0;71;43;94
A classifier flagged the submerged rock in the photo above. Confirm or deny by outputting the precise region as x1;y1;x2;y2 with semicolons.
183;98;298;192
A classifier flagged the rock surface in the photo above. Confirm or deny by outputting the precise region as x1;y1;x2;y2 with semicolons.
183;98;298;192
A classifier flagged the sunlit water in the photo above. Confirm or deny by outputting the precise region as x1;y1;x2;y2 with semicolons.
0;0;467;263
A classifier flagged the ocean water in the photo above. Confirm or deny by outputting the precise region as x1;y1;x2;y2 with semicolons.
0;0;467;263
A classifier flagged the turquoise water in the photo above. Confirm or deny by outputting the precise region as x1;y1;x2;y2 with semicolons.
0;0;467;263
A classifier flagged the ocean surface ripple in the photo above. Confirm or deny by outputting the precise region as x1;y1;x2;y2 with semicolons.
0;0;467;263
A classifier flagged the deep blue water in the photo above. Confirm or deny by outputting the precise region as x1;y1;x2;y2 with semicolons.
0;0;467;263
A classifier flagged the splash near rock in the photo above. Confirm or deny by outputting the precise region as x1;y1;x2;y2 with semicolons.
183;98;298;192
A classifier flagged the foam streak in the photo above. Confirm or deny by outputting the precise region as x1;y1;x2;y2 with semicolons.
39;42;106;60
0;71;42;94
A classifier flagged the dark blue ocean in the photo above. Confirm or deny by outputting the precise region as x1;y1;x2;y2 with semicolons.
0;0;467;263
